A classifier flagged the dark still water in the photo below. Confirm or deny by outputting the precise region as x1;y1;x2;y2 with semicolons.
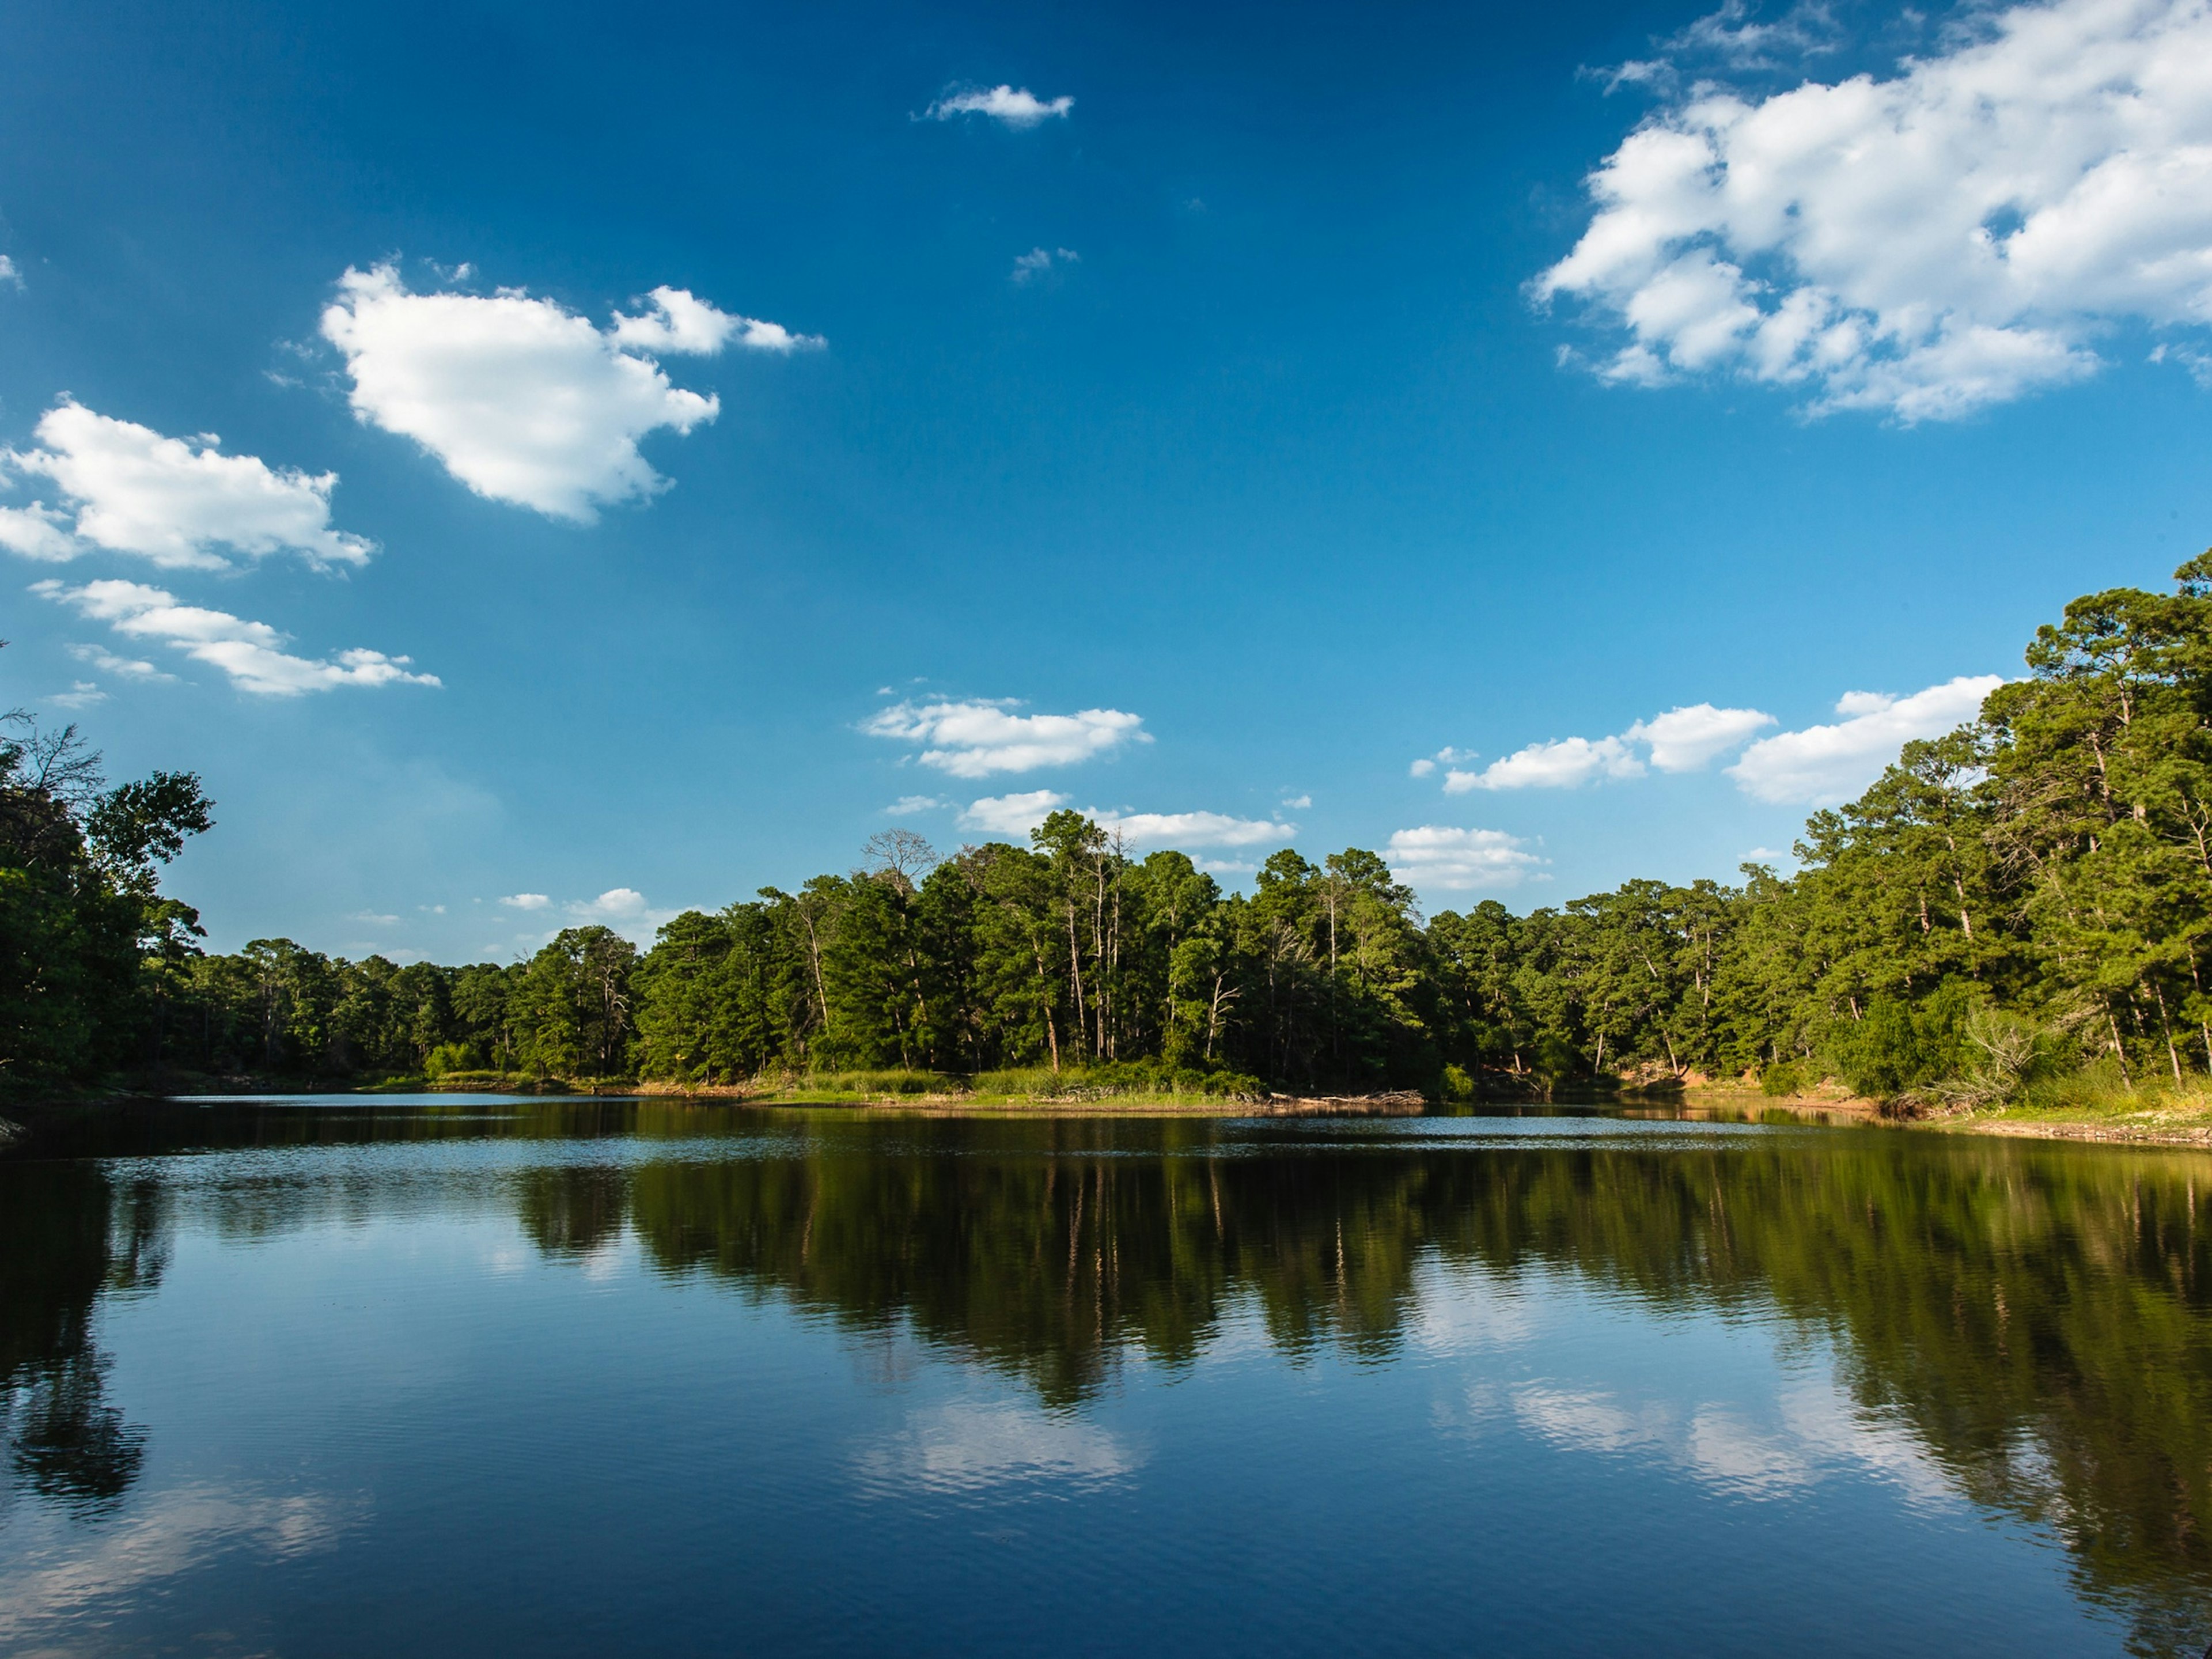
3;1101;2210;1657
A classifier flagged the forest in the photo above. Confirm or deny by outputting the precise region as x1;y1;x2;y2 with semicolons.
7;553;2212;1107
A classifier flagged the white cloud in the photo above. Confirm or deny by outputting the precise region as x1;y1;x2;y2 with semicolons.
68;642;175;681
1012;247;1080;283
569;887;647;921
320;264;817;521
863;698;1149;777
1;401;373;570
495;886;680;944
43;680;105;710
0;255;20;289
607;285;824;355
959;790;1068;836
1538;0;2212;418
1448;734;1645;791
1087;809;1294;848
1437;704;1772;791
33;579;438;697
1281;793;1312;809
1386;825;1546;891
885;794;948;815
1622;702;1777;770
1410;745;1478;779
1728;676;2003;804
0;501;78;560
350;910;400;925
924;84;1074;126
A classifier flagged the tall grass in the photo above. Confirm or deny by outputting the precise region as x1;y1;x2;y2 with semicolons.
2015;1059;2212;1118
766;1069;956;1098
755;1061;1267;1101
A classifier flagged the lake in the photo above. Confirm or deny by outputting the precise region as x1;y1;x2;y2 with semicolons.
2;1099;2207;1656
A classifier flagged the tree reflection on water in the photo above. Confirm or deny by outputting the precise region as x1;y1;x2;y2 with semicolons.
0;1164;163;1514
5;1103;2209;1653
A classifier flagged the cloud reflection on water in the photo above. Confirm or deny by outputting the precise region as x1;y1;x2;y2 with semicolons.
0;1484;359;1641
853;1399;1146;1497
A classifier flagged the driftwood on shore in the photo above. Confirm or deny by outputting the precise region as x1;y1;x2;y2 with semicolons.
1248;1091;1427;1116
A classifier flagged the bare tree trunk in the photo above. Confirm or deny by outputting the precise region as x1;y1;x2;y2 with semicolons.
2151;978;2184;1082
1029;933;1062;1075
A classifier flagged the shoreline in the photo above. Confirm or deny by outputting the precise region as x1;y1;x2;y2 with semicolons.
11;1082;2212;1147
628;1085;1429;1118
1688;1084;2212;1148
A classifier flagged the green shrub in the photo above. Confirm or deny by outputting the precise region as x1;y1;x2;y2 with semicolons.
423;1041;483;1078
1533;1035;1580;1080
1759;1058;1816;1097
1825;981;1978;1099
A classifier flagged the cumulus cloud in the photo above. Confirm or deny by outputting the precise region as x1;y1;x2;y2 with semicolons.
924;84;1074;126
885;794;948;815
952;794;1291;847
0;255;20;289
1728;676;2003;804
960;790;1068;836
1622;703;1778;770
1438;703;1773;791
864;699;1149;777
44;681;105;710
1538;0;2212;418
320;265;817;521
68;642;175;681
607;285;824;355
1088;809;1294;849
1386;826;1546;891
1012;247;1080;283
32;579;439;697
569;887;648;921
0;502;77;560
1410;746;1476;779
494;886;680;943
1448;734;1645;793
1;401;373;570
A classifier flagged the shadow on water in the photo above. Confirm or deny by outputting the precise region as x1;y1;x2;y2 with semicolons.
6;1097;2211;1653
0;1161;164;1516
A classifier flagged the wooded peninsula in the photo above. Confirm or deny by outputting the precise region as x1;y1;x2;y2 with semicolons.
9;555;2212;1123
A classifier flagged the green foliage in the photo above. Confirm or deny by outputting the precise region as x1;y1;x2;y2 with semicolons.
1759;1059;1816;1098
18;556;2212;1107
0;690;211;1096
1825;982;1975;1100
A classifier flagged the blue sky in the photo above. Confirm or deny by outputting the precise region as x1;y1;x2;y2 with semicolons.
3;0;2210;960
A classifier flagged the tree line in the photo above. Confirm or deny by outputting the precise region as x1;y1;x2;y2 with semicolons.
7;554;2212;1103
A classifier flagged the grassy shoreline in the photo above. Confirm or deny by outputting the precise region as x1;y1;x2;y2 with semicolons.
12;1070;2212;1146
1689;1081;2212;1147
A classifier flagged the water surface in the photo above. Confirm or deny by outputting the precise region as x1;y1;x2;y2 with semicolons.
3;1099;2208;1656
